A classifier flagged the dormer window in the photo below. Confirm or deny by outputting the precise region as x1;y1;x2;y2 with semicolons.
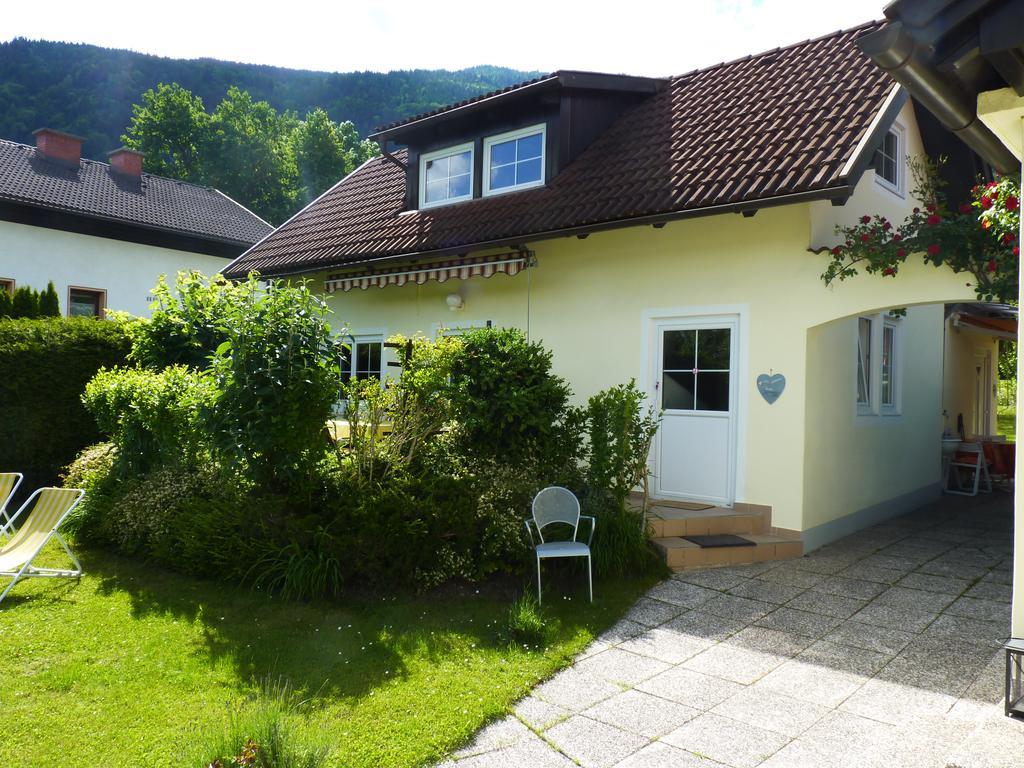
420;143;473;208
873;124;904;196
484;124;546;196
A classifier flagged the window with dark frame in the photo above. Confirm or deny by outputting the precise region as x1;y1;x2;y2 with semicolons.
68;288;104;318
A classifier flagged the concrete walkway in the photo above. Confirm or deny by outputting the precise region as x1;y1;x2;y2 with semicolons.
441;493;1023;768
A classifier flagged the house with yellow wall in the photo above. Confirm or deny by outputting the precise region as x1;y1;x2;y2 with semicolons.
226;22;1003;566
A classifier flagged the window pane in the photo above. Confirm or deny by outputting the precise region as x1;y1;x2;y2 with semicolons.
490;139;516;166
425;156;448;183
857;317;872;405
516;157;542;185
698;328;730;370
517;132;543;160
881;326;895;406
449;150;471;176
663;371;695;410
696;372;730;411
449;173;471;199
425;179;447;203
69;290;100;317
663;330;696;370
490;164;515;190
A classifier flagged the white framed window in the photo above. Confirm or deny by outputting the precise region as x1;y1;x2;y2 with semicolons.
341;335;384;384
855;313;902;417
872;124;905;196
483;124;545;196
419;143;474;209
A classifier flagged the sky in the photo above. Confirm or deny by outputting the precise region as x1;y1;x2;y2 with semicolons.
2;0;887;76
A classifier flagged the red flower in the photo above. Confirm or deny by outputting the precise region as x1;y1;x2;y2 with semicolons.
927;214;941;226
882;267;897;276
1015;246;1021;256
913;207;920;214
896;248;906;258
860;215;871;224
926;202;936;213
845;240;853;247
1007;195;1019;211
987;181;998;189
883;221;892;231
1003;233;1015;244
959;203;973;214
980;195;992;208
893;233;902;242
987;259;998;273
831;246;842;256
928;243;941;255
982;219;993;230
861;233;871;243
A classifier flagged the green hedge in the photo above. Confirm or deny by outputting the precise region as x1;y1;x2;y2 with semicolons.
0;318;130;495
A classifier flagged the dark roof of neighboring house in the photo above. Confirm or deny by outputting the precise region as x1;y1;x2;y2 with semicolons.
0;139;273;247
226;21;896;278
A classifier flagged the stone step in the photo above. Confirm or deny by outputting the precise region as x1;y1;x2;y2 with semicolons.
645;505;768;538
651;533;803;571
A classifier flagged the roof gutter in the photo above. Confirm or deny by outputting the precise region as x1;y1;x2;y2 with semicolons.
858;21;1019;173
235;183;854;279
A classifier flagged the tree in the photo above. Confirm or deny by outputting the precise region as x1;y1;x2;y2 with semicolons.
123;83;209;181
292;108;378;205
11;286;39;318
38;281;60;317
823;159;1020;303
0;288;12;318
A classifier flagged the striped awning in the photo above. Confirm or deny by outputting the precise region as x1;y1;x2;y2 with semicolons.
325;252;534;293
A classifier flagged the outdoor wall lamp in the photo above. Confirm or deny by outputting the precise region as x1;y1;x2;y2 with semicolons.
446;293;464;311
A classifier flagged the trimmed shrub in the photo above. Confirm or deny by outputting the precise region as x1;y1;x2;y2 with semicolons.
0;318;130;492
83;365;216;475
0;289;12;317
39;281;60;317
11;286;39;318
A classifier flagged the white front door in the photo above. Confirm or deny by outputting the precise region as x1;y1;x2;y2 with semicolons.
653;317;738;505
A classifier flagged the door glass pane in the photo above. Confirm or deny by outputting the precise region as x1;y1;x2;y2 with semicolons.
881;325;895;406
663;330;696;370
698;328;730;370
696;372;730;411
662;371;695;410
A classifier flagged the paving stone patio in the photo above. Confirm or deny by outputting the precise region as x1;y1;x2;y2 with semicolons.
439;493;1024;767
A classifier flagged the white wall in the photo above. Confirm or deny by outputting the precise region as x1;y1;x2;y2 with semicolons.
0;219;232;317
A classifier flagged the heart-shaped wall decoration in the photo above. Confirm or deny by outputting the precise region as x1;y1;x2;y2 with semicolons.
757;373;786;404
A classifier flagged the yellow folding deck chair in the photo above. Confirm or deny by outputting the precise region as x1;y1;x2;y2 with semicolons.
0;472;24;533
0;487;84;605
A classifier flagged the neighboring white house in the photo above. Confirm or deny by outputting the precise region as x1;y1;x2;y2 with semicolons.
0;129;272;317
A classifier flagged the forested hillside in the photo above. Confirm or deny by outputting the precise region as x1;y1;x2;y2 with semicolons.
0;38;537;160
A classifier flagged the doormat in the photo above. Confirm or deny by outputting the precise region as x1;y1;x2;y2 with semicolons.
683;534;756;548
657;501;715;511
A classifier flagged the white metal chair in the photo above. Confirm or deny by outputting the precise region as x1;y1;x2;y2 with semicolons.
0;472;24;533
945;443;992;497
0;487;85;605
525;486;595;605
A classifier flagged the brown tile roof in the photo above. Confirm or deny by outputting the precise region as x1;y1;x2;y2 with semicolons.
0;139;273;246
226;21;893;278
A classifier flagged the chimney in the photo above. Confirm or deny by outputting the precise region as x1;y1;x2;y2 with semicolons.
108;147;144;177
32;128;84;167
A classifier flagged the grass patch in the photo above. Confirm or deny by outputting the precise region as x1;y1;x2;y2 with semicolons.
0;542;657;767
997;407;1016;443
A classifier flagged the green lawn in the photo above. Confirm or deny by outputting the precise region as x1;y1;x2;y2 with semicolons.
0;542;655;768
997;406;1016;442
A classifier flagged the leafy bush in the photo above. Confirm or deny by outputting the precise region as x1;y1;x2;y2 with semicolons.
127;272;237;370
83;365;216;475
11;286;39;318
0;318;129;492
450;328;577;466
588;503;663;579
60;442;118;542
206;276;342;490
39;281;60;317
585;380;661;512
